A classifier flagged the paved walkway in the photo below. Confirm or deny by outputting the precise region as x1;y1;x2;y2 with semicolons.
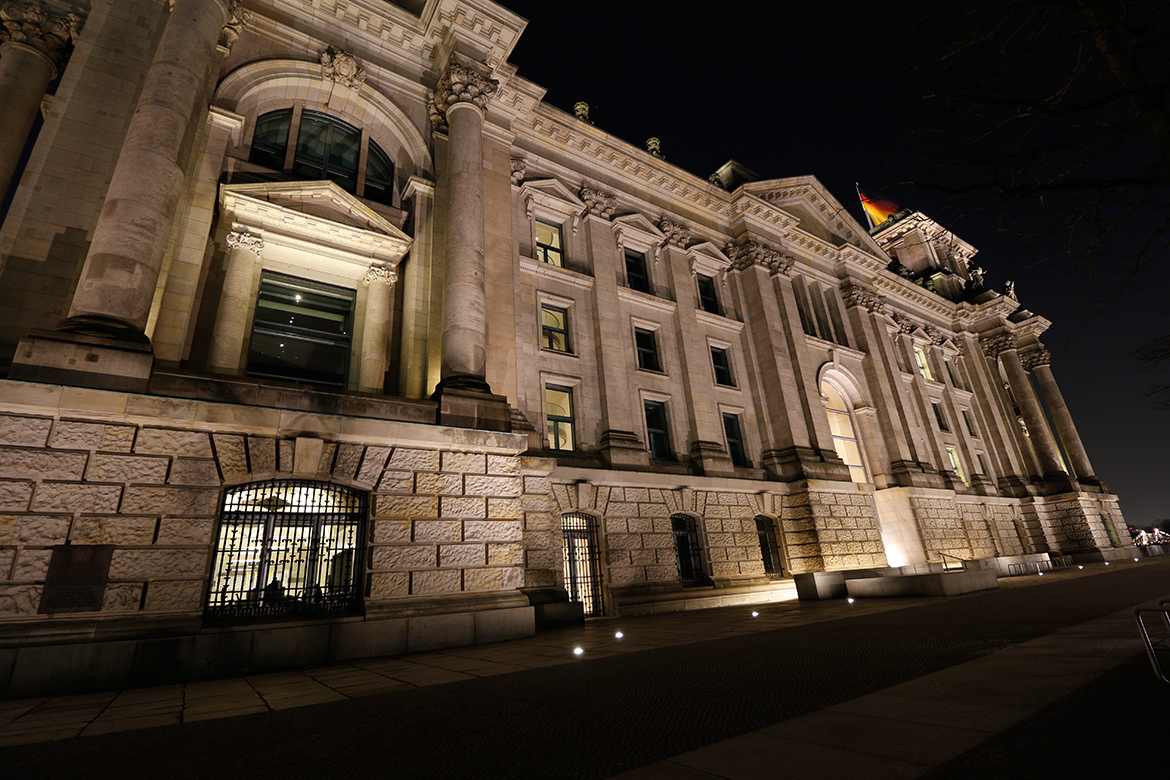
1;557;1167;778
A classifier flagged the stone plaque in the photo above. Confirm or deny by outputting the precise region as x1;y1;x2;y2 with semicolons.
38;544;114;614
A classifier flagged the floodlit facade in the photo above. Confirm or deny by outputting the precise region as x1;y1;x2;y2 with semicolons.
0;0;1130;696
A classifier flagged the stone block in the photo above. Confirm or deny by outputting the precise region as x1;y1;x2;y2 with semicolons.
333;443;364;480
464;474;522;497
0;584;41;614
372;519;412;543
9;640;137;697
135;429;212;458
86;453;168;484
0;415;52;447
102;582;143;611
440;543;486;568
372;544;435;570
411;569;461;595
110;549;207;579
645;564;677;581
415;472;465;495
629;548;657;565
414;520;461;542
464;519;523;541
387;447;440;472
377;470;415;494
331;618;407;658
463;567;504;591
441;451;486;474
168;458;220;486
627;516;654;534
251;624;330;670
212;434;248;480
486;497;522;518
374;494;437;518
0;448;87;480
486;455;520;475
407;612;474;651
12;514;70;544
608;566;644;585
0;480;33;510
12;549;52;580
121;486;219;516
33;483;122;513
142;579;204;611
500;567;524;589
369;571;410;598
71;516;156;545
643;532;673;548
49;421;135;452
440;496;485;518
521;494;556;513
155;517;213;545
524;475;553;495
356;446;391;486
474;605;533;641
247;437;277;474
487;542;525;566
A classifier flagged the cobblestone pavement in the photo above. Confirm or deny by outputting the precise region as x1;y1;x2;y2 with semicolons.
1;558;1167;779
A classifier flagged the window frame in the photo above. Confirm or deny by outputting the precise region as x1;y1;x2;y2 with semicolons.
643;398;674;461
723;411;749;467
535;219;565;267
634;326;661;372
710;345;735;387
544;383;577;451
946;446;968;485
624;248;652;294
670;513;707;586
914;345;935;381
540;303;572;353
932;401;950;432
696;273;721;315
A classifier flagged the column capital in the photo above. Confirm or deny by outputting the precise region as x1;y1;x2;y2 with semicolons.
226;229;263;256
579;185;616;220
979;331;1018;359
364;264;398;287
724;236;794;276
841;281;886;313
428;62;498;131
0;1;84;72
659;218;691;248
1019;346;1052;371
216;0;250;53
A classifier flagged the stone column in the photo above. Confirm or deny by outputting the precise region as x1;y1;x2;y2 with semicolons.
207;229;262;375
984;333;1066;478
360;264;397;394
60;0;244;339
0;3;82;200
430;61;497;392
1025;347;1097;481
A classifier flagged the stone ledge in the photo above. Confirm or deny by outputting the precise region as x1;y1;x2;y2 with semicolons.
845;569;998;598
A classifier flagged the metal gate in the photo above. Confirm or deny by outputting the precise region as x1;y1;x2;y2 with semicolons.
755;515;784;577
562;512;603;617
206;480;366;620
671;513;706;586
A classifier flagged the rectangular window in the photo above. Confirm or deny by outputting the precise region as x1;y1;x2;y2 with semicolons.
545;385;575;450
535;219;563;266
723;412;748;467
933;402;950;431
625;249;651;294
962;409;978;437
644;400;672;460
977;453;990;477
634;327;661;372
247;271;355;387
711;346;734;387
946;360;963;389
541;305;570;352
696;273;721;314
915;347;934;380
947;446;968;485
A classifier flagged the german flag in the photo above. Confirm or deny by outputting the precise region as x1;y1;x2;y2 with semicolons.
857;185;900;228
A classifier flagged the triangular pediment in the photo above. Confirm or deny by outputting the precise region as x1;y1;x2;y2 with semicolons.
517;178;586;212
220;180;410;242
686;241;732;274
612;213;664;239
742;175;882;253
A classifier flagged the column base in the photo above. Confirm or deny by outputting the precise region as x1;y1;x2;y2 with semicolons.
432;381;511;432
8;330;153;393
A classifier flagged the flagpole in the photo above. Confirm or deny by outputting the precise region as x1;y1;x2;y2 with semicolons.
856;183;875;229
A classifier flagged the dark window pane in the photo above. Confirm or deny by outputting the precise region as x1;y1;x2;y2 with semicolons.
645;400;672;460
723;412;748;466
249;110;292;170
711;347;734;386
635;328;660;371
625;249;650;293
246;272;355;387
696;274;720;314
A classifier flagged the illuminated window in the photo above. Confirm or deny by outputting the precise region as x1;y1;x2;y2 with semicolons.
822;379;868;484
535;220;564;266
670;514;706;586
249;109;395;205
206;480;366;620
625;249;651;294
946;446;968;485
711;346;734;386
645;399;672;460
634;327;661;371
545;385;575;450
541;304;570;352
696;273;721;314
755;516;784;577
914;346;934;380
246;271;355;387
723;412;748;467
562;512;603;617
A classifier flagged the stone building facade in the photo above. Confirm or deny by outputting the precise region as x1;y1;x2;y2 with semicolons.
0;0;1128;696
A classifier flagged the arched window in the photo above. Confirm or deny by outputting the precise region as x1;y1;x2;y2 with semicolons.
249;109;396;206
670;514;706;586
206;480;366;620
822;378;869;484
561;512;603;617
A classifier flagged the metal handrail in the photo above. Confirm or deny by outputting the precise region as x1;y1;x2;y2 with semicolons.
1133;599;1170;684
938;552;966;571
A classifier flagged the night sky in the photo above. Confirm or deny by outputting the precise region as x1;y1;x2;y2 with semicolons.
497;1;1169;528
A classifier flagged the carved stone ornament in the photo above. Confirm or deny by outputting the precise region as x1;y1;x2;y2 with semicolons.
579;186;616;220
510;158;526;186
923;325;948;346
1017;415;1030;439
226;230;263;256
980;332;1018;359
659;218;691;248
724;236;794;276
841;281;885;313
1020;346;1052;371
364;265;398;286
321;45;366;90
890;312;915;334
428;63;499;131
218;0;250;52
0;1;84;69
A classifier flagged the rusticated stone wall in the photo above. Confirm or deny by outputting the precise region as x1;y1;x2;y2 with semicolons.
804;490;887;571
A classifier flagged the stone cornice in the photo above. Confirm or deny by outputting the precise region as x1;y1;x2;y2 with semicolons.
518;256;596;290
725;235;794;276
616;286;679;314
869;274;955;316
